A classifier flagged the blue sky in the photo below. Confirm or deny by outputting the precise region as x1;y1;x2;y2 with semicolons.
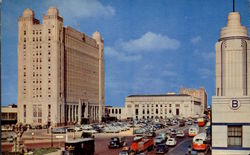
1;0;250;107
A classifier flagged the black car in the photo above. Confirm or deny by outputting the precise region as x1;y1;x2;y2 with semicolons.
108;137;126;149
155;144;168;154
179;120;185;127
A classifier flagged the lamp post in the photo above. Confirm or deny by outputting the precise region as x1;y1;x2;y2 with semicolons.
51;127;53;147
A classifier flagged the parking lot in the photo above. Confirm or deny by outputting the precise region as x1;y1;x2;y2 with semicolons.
1;118;211;155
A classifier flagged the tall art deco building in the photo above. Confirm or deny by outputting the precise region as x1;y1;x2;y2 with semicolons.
17;7;105;126
212;11;250;154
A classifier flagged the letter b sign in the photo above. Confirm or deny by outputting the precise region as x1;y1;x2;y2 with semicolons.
230;99;240;110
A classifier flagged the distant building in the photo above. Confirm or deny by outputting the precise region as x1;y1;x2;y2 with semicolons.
1;104;18;125
125;93;201;120
106;106;126;120
212;10;250;154
179;87;207;114
17;7;105;126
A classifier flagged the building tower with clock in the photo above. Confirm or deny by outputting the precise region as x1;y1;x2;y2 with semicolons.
211;5;250;155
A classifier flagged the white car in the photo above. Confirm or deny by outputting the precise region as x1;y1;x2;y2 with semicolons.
81;125;93;130
166;138;177;146
176;130;185;138
74;126;82;132
82;129;98;134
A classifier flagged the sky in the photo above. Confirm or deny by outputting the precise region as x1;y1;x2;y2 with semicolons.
1;0;250;107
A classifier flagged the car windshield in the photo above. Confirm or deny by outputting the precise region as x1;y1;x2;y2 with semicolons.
111;137;118;141
168;139;173;141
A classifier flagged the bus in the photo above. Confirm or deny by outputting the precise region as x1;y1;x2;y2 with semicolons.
192;133;208;151
188;126;199;137
197;118;205;127
62;138;95;155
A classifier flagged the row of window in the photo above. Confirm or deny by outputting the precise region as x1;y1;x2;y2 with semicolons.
23;29;51;36
109;109;122;114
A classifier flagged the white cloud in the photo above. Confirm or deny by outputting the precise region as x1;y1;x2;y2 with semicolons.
49;0;115;18
198;68;212;79
105;47;142;62
191;36;201;44
121;32;180;52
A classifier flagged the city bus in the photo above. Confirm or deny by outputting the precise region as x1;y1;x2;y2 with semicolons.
192;133;208;151
197;118;205;127
188;126;199;137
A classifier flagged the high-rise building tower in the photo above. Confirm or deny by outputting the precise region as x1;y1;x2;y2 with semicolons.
212;10;250;155
179;87;207;114
17;7;105;126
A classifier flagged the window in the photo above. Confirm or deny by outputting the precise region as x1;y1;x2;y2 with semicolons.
33;105;37;117
176;109;179;116
112;109;114;114
115;109;118;114
135;109;139;115
24;105;26;117
38;119;42;123
24;38;26;42
24;44;26;49
119;109;121;114
228;126;242;146
24;31;26;35
38;105;42;117
142;109;145;114
48;29;51;34
33;30;35;34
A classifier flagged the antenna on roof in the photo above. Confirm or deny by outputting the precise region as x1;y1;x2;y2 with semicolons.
233;0;235;12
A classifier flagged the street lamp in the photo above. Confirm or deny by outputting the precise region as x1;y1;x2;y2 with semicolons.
51;127;53;147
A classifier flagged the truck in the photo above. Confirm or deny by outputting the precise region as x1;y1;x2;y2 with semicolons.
130;136;154;154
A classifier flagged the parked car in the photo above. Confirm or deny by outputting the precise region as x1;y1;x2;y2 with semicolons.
74;126;82;132
155;144;168;154
179;120;185;127
166;138;177;146
108;137;126;149
187;121;193;125
170;129;176;135
154;136;165;145
52;127;66;134
176;130;185;138
35;125;42;129
158;132;167;141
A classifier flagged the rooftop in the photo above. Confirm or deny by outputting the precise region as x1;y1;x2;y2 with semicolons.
127;94;190;98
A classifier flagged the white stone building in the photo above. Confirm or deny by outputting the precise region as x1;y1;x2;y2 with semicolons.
212;11;250;154
125;94;201;120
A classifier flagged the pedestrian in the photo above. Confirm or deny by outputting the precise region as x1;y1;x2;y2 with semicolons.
32;132;34;140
